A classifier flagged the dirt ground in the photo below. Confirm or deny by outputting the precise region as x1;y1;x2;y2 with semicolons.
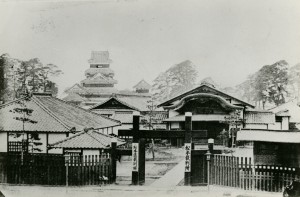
116;147;185;185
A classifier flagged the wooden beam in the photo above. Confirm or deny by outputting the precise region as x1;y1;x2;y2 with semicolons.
118;129;208;139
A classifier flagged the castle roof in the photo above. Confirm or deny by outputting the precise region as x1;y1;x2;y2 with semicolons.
133;79;152;90
88;51;112;64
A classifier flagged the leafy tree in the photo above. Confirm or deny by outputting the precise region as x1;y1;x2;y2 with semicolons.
141;98;159;160
152;60;198;103
0;53;63;102
236;60;290;109
218;109;242;148
9;94;42;153
289;63;300;99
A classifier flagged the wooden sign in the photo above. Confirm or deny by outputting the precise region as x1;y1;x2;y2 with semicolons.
184;143;191;172
132;143;139;171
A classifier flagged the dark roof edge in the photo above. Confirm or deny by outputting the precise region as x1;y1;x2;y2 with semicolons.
157;84;255;108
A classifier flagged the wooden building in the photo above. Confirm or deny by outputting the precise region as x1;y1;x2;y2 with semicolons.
0;92;120;154
90;96;168;134
158;83;255;146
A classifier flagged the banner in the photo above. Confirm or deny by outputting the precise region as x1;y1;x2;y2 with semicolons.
132;143;139;171
184;143;191;172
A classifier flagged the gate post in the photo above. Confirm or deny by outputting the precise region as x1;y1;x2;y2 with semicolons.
184;112;193;186
132;112;140;185
110;140;117;183
138;138;145;185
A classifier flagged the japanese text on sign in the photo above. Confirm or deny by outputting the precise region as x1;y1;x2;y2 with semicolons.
132;143;139;171
184;143;191;172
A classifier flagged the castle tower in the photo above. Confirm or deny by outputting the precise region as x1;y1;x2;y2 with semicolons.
80;51;118;92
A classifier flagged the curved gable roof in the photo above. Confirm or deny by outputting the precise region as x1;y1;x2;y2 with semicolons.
158;84;255;108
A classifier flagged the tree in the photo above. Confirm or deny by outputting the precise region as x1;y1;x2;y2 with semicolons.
221;109;242;148
9;93;42;155
0;54;20;102
141;98;159;160
289;63;300;100
152;60;198;103
236;60;290;109
0;53;63;102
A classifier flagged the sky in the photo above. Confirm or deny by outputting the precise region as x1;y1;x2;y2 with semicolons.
0;0;300;96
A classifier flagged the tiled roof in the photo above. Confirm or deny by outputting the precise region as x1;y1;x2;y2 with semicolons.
84;68;115;77
269;99;300;123
49;129;125;149
275;110;290;117
113;111;134;124
84;87;119;95
63;93;86;102
237;130;300;143
141;111;168;123
88;51;112;64
64;84;87;94
81;72;117;85
163;114;226;122
133;79;152;90
0;94;120;133
90;96;150;112
244;110;275;124
158;84;255;108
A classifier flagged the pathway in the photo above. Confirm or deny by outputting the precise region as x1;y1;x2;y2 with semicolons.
150;159;185;187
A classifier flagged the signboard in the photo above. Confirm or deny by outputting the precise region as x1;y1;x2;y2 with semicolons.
132;143;139;171
184;143;192;172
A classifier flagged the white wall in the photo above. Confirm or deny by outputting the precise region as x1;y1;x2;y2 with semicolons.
245;123;268;129
48;133;67;154
282;117;289;130
0;132;7;152
269;122;282;130
169;110;179;118
170;122;180;129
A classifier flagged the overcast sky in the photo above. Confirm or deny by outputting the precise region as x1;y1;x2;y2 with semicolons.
0;0;300;95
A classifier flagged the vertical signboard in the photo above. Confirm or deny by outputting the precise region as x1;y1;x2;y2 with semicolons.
132;143;139;171
184;143;191;172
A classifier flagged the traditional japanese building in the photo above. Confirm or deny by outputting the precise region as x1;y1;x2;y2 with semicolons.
0;92;120;154
158;83;255;146
63;51;152;109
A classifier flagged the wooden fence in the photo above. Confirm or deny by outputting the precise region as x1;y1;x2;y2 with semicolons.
207;154;300;192
0;153;112;186
66;154;111;186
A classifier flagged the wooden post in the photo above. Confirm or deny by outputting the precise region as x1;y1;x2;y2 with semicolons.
184;112;193;186
138;138;145;185
208;138;214;153
132;112;140;185
65;155;69;187
111;140;117;183
206;151;211;191
207;138;214;187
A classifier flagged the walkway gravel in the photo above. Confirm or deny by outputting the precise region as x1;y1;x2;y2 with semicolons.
150;159;185;187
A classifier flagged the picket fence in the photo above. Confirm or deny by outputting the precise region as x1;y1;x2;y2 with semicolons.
0;153;112;186
208;155;300;192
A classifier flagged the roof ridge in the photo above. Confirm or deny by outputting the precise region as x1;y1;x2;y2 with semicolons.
268;98;297;110
86;131;108;147
50;96;121;126
89;97;141;111
49;130;85;146
31;96;71;130
0;97;27;109
158;84;254;108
